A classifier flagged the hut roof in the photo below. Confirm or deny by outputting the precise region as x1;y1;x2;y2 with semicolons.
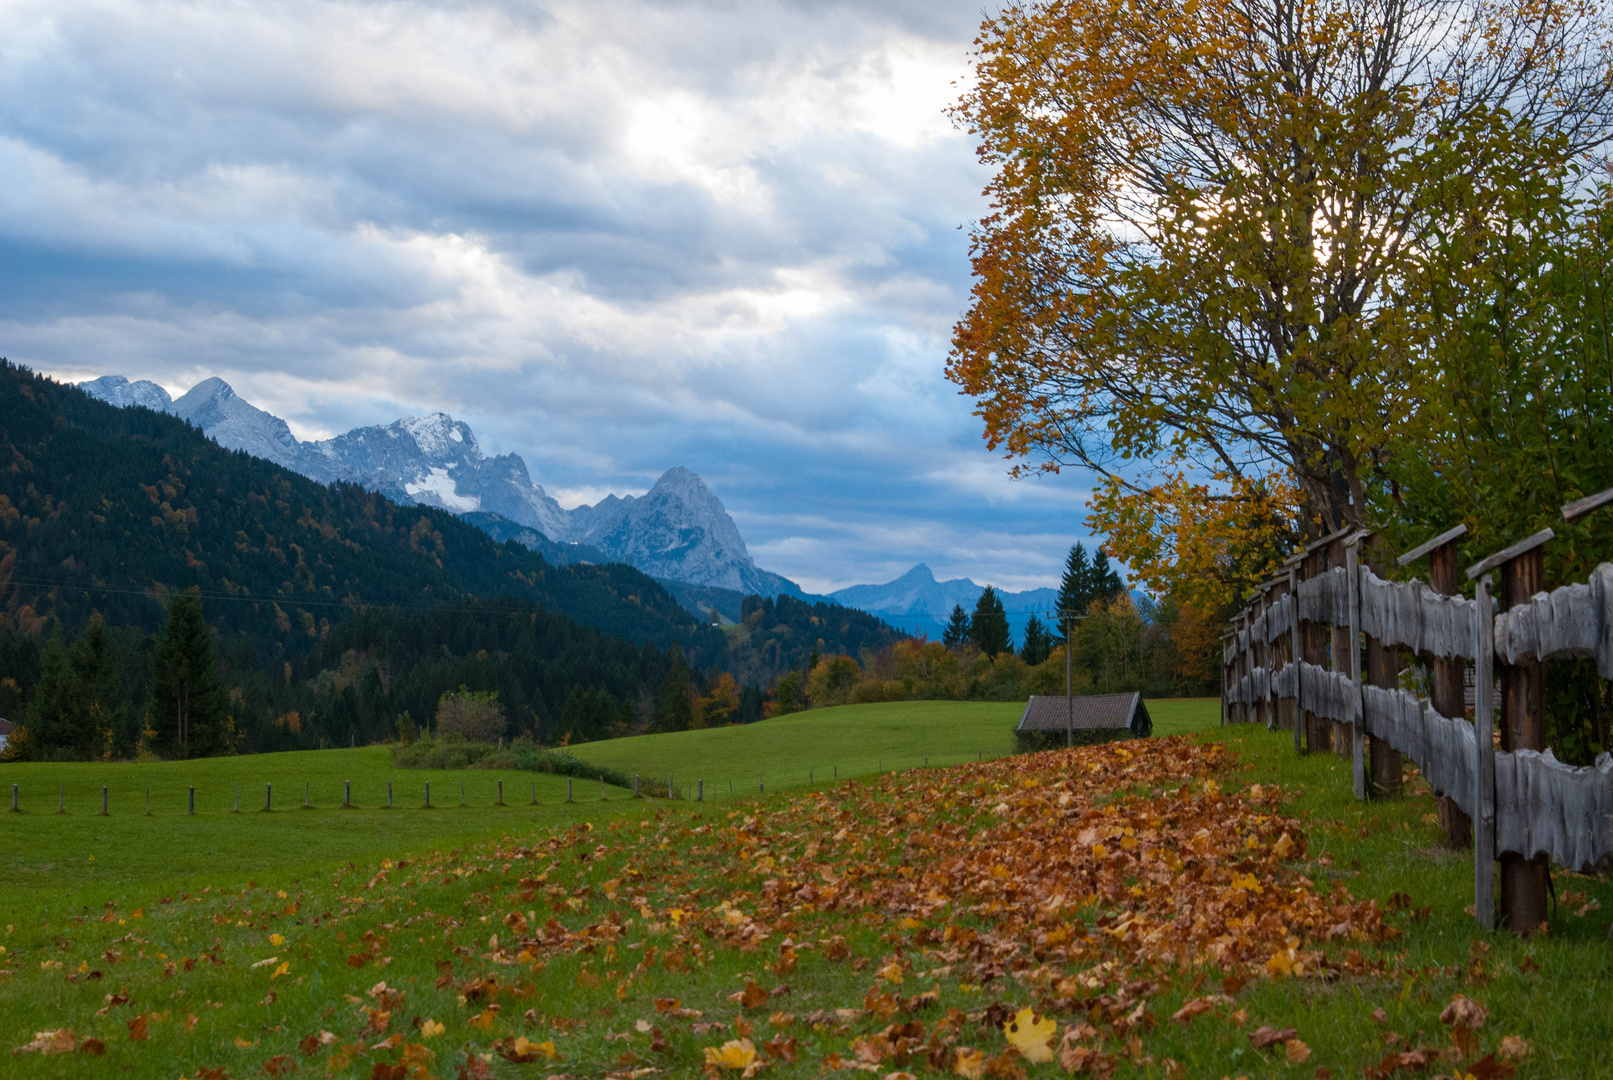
1016;693;1151;737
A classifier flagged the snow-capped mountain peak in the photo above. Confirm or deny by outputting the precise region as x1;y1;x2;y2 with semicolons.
79;374;796;598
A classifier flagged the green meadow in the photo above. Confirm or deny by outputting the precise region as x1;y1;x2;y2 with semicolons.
4;697;1610;1077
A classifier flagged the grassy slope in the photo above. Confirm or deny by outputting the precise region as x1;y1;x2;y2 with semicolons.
563;698;1219;794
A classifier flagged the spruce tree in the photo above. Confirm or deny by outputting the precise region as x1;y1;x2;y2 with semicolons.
151;592;226;758
27;639;92;759
970;587;1011;659
1056;544;1094;624
1019;614;1053;666
652;646;693;733
942;604;972;649
1089;548;1125;603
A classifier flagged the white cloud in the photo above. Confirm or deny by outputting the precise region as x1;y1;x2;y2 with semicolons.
0;0;1109;592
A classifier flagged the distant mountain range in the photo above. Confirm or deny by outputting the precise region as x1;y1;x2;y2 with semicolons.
829;563;1060;642
82;375;806;601
82;375;1079;644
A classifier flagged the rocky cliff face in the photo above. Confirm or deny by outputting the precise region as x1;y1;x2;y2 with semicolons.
82;375;798;598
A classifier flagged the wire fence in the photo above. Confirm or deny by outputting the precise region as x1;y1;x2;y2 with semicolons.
3;749;1011;817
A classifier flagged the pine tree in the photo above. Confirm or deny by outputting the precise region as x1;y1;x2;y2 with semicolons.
1020;614;1053;666
151;592;226;758
970;586;1011;659
27;639;92;759
652;646;693;733
942;605;972;649
1056;544;1094;623
1089;548;1125;603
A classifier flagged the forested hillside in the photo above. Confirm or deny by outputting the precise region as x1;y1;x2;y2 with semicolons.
0;362;745;756
0;362;719;651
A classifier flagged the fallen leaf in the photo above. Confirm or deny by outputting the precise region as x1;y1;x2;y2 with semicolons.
420;1019;445;1038
1498;1035;1529;1060
953;1047;986;1079
1249;1025;1297;1049
1439;995;1487;1030
1002;1007;1056;1065
702;1038;757;1070
11;1031;75;1057
1285;1038;1312;1064
127;1014;149;1041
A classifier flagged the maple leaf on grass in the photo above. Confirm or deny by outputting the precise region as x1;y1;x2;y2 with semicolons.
1439;994;1488;1030
703;1037;758;1070
1002;1007;1056;1064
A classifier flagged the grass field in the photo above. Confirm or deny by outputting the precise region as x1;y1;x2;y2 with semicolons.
564;699;1218;796
2;697;1609;1078
0;750;632;924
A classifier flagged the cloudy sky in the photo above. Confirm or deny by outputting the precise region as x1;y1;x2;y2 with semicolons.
0;0;1100;594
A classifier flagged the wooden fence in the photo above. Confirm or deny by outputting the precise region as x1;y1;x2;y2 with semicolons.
1220;487;1613;933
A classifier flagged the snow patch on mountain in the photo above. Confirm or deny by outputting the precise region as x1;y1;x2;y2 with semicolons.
81;375;173;411
405;466;481;512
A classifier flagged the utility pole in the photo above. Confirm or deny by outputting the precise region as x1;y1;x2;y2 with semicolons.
1060;609;1086;748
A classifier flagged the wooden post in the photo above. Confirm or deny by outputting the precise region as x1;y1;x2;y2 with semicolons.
265;783;272;811
1499;539;1549;933
497;780;504;806
11;784;17;813
1399;525;1467;834
1288;563;1302;750
1358;533;1400;799
188;786;195;815
1472;572;1498;930
566;778;572;803
425;781;431;808
1255;588;1270;730
1347;536;1367;800
345;780;351;808
1468;528;1554;933
698;779;703;801
1327;535;1353;758
1298;545;1329;753
387;781;393;808
101;786;108;816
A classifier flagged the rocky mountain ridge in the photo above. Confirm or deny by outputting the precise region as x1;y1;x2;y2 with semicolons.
828;562;1059;642
81;375;803;599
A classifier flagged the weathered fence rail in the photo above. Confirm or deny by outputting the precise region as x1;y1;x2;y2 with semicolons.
1220;488;1613;933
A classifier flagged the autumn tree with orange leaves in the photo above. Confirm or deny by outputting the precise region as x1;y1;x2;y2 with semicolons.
949;0;1613;624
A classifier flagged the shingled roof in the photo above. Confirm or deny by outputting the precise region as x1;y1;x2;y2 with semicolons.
1016;693;1151;738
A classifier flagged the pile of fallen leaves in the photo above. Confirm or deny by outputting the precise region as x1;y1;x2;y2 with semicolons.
4;736;1521;1078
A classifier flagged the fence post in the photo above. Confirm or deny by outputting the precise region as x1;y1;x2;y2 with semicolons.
634;775;640;799
265;783;272;811
566;778;572;803
304;782;310;809
146;786;151;816
1472;571;1498;931
101;786;108;816
600;776;605;801
497;780;504;806
1396;526;1468;817
387;781;393;809
425;781;431;809
58;783;64;814
460;782;465;806
1347;534;1367;800
10;784;16;813
697;779;703;801
188;786;195;815
1495;531;1552;933
233;783;239;813
345;780;351;809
